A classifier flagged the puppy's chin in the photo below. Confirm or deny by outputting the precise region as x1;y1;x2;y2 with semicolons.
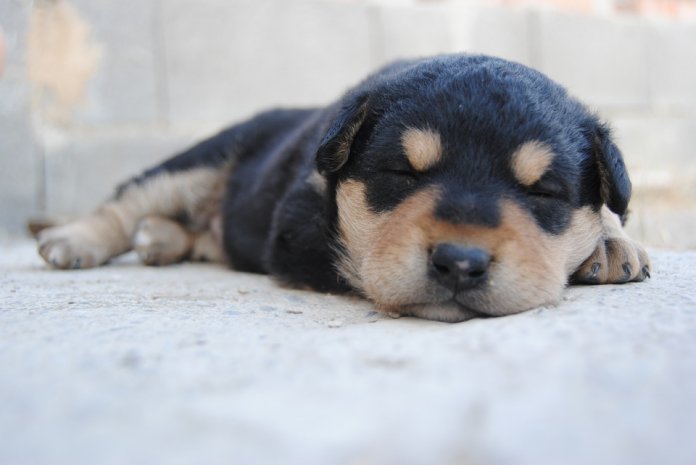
379;295;545;323
388;302;485;323
373;272;565;322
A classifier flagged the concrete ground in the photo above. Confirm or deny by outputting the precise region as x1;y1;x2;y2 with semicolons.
1;236;695;465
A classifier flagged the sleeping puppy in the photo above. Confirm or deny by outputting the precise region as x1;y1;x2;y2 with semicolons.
37;54;651;322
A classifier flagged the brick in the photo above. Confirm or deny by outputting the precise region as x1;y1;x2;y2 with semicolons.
451;6;534;66
625;202;696;250
162;0;374;127
647;22;696;110
0;0;40;234
44;130;200;216
0;89;40;234
375;4;453;63
375;5;533;66
0;0;32;67
0;94;39;236
534;12;651;109
67;0;161;125
610;115;696;188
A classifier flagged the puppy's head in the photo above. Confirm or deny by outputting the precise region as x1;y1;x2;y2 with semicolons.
317;55;631;322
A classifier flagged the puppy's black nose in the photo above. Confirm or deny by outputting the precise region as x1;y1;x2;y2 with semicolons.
430;244;490;291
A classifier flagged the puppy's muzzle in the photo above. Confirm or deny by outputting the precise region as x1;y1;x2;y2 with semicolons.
429;243;490;292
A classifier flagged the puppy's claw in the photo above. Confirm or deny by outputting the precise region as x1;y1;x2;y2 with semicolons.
590;262;600;275
573;238;649;286
586;262;601;282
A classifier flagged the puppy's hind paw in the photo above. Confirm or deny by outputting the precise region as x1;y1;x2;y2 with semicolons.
37;225;107;269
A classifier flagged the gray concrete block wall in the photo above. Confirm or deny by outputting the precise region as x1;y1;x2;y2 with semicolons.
70;0;162;125
374;5;535;71
535;12;652;110
162;0;375;126
1;0;694;246
648;22;696;111
375;4;453;62
43;129;199;214
0;95;41;232
0;0;41;232
452;6;535;65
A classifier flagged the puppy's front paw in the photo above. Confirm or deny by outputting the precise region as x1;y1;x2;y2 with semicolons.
37;224;110;269
573;237;651;284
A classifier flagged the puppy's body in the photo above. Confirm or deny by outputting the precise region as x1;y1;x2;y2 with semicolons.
38;55;650;322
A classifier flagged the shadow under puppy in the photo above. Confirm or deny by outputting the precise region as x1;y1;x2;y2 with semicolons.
37;54;651;322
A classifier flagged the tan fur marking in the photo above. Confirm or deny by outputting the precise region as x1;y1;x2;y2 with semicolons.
599;205;627;239
401;128;442;171
364;193;568;313
115;167;226;233
335;180;387;289
336;182;605;319
510;141;555;186
559;207;604;275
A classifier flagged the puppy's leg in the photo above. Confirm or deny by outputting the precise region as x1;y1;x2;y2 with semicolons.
572;206;651;284
38;168;223;269
37;110;310;270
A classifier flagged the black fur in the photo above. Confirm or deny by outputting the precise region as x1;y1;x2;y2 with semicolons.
118;54;632;292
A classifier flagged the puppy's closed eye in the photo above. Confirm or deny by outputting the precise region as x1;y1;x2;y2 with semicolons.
379;161;419;181
525;178;569;202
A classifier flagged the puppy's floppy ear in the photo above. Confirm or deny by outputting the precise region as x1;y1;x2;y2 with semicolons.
591;123;632;216
316;93;369;175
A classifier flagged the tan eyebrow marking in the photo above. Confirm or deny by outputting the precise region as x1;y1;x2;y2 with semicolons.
401;128;443;172
510;141;555;186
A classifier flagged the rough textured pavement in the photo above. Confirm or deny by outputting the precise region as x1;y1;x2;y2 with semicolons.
1;237;695;465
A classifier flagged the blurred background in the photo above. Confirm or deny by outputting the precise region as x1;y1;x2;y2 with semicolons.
1;0;695;247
